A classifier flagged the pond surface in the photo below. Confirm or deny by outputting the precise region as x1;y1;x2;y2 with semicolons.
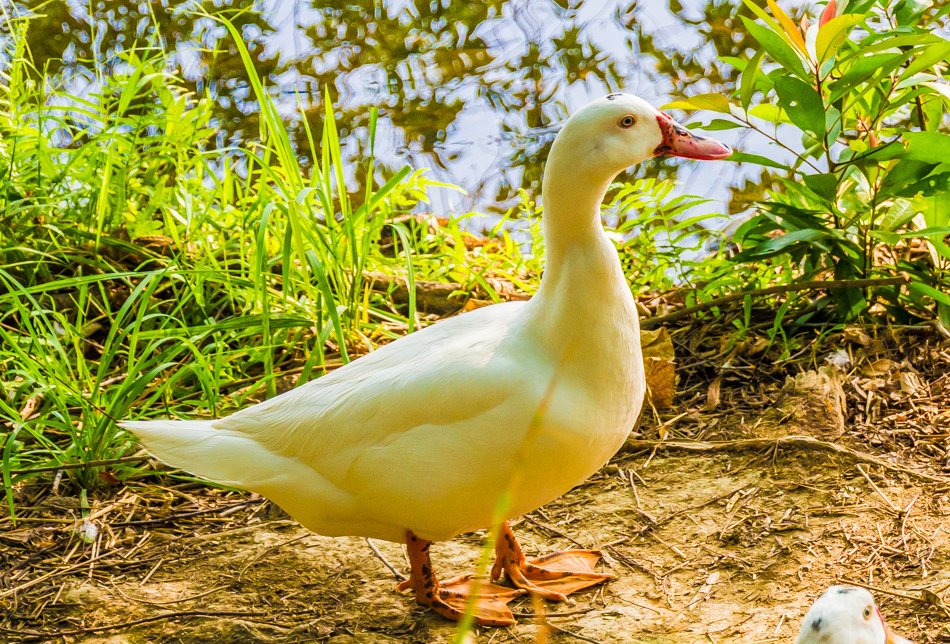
18;0;768;216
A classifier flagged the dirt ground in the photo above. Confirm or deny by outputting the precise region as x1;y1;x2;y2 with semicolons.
3;331;950;642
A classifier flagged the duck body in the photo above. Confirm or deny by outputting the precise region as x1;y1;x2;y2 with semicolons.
127;234;643;543
123;93;731;624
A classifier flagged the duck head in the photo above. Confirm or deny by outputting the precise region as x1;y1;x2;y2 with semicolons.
796;586;912;644
547;92;731;185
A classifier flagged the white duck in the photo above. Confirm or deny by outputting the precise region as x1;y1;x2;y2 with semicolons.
797;586;912;644
122;93;731;626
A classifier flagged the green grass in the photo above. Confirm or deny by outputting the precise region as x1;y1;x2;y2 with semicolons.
0;14;455;514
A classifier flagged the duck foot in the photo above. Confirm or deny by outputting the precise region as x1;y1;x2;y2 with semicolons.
397;531;524;626
490;521;615;601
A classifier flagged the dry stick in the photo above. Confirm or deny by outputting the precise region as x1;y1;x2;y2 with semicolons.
512;607;595;619
365;538;407;581
0;551;118;599
111;499;263;527
238;533;312;578
8;456;146;476
111;582;230;606
623;436;950;484
836;578;950;616
546;623;603;644
4;610;270;640
856;464;900;513
640;277;907;329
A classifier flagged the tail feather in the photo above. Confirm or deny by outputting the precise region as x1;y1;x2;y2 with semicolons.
121;418;354;536
121;419;284;488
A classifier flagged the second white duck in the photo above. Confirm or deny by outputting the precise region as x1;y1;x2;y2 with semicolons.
797;585;911;644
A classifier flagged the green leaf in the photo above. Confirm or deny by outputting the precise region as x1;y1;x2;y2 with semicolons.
741;0;785;33
828;52;904;102
662;93;732;113
816;15;865;66
904;132;950;163
899;226;950;238
687;119;742;131
909;280;950;306
720;56;749;72
898;43;950;83
728;151;791;170
803;173;838;202
740;49;766;112
745;228;831;258
748;103;790;124
939;302;950;335
894;0;933;26
879;198;918;232
857;32;946;55
831;261;866;321
772;76;827;136
740;16;810;80
869;230;901;244
760;202;828;230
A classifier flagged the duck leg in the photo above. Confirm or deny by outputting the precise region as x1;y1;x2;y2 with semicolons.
396;531;524;626
489;522;615;601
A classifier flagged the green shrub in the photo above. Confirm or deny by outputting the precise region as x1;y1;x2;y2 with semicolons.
672;0;950;326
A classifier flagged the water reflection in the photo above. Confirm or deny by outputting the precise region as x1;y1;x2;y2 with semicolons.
19;0;765;215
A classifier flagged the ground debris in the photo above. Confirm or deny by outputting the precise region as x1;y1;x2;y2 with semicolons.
2;325;950;642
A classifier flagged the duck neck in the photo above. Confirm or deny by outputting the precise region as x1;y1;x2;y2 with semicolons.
528;154;638;365
537;149;617;287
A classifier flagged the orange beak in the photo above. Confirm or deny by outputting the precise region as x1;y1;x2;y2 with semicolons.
654;111;732;160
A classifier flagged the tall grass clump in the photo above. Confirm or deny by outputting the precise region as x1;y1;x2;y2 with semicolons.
0;14;443;514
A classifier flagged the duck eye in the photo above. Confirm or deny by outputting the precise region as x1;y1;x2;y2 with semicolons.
863;605;872;619
618;115;637;128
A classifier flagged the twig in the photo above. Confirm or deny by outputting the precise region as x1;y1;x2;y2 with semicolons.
622;436;949;484
239;534;311;578
641;277;907;328
111;582;229;606
0;551;118;599
856;464;900;513
547;623;602;643
8;456;146;476
523;516;586;548
111;499;263;527
2;610;269;641
835;578;950;616
365;538;407;581
512;608;595;619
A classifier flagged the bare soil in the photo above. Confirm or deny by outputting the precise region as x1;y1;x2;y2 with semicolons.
3;331;950;643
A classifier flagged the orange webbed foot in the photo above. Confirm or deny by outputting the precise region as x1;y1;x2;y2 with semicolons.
490;523;615;602
398;532;524;626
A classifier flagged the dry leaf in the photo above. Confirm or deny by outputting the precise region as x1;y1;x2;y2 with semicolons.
705;376;722;411
861;358;897;377
842;326;871;346
641;327;676;409
461;298;492;311
899;371;923;396
641;327;675;360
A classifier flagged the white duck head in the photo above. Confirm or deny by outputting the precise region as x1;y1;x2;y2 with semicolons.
796;585;912;644
540;93;731;244
544;93;731;186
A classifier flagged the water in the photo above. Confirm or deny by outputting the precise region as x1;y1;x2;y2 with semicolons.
16;0;769;217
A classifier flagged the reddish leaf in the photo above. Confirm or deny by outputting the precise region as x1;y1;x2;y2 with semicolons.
819;0;837;27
